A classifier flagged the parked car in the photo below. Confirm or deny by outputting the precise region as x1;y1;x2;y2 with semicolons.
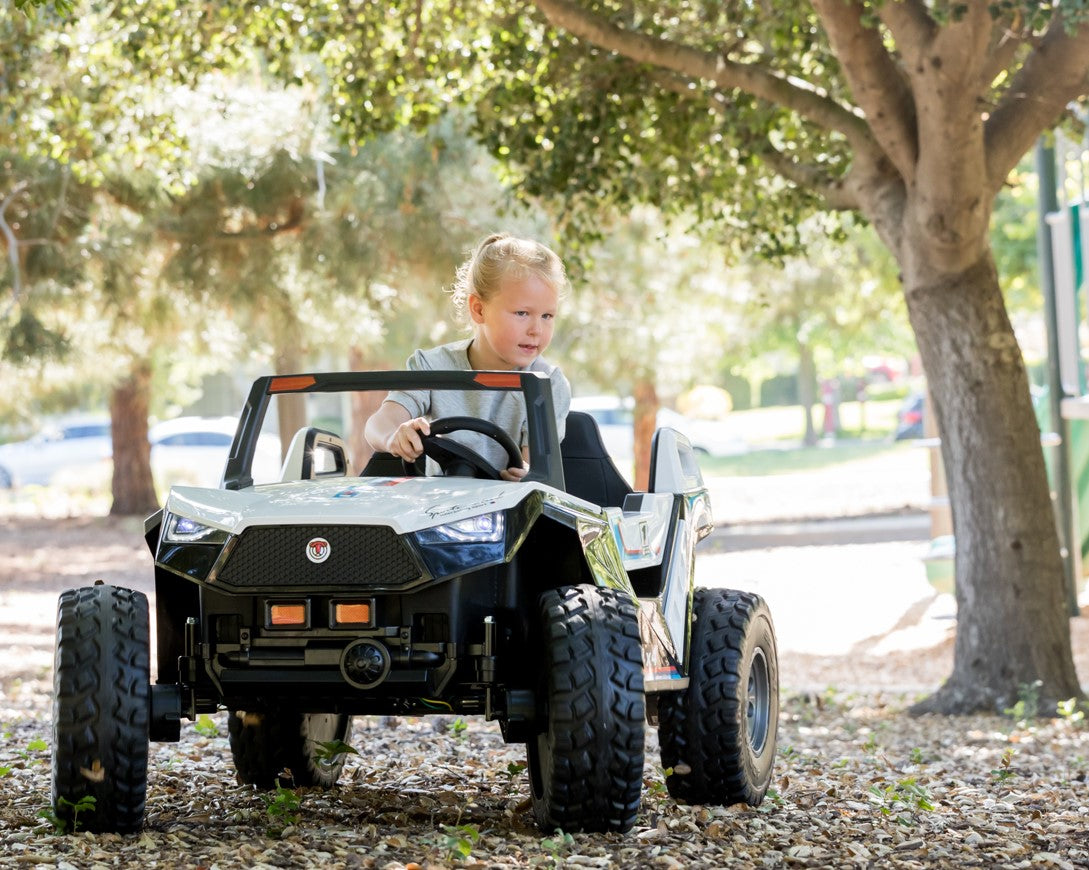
150;416;282;488
0;416;112;488
570;396;747;466
0;415;282;490
51;369;779;835
894;393;924;440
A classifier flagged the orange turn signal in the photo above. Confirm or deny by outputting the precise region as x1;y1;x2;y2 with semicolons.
269;603;308;627
334;602;371;625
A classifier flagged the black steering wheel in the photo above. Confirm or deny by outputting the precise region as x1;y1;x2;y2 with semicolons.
402;416;523;480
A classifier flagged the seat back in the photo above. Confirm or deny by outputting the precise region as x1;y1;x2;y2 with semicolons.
560;411;633;507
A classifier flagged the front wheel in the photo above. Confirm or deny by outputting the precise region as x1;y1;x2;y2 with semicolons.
526;585;645;833
228;710;353;789
52;585;151;833
658;588;778;806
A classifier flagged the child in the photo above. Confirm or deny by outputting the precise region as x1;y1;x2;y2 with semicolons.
365;233;572;480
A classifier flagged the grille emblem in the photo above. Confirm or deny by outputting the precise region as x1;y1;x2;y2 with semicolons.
305;537;331;563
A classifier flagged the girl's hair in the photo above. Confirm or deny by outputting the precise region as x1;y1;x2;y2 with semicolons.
449;233;567;323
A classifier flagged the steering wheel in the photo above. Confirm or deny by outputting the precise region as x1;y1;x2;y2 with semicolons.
402;416;523;480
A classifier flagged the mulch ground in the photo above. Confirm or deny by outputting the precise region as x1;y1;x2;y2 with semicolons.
3;515;1089;868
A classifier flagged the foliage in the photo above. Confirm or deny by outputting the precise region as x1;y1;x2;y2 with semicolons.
314;739;360;766
193;714;218;738
263;781;301;833
37;794;95;834
438;823;480;862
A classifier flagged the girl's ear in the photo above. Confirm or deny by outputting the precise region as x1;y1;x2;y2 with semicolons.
467;293;486;324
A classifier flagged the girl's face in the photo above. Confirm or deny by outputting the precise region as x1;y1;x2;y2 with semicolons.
467;272;559;370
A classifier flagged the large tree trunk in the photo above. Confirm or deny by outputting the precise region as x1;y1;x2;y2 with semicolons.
347;346;387;472
109;361;158;516
904;250;1081;714
632;377;658;491
798;342;818;446
274;344;306;462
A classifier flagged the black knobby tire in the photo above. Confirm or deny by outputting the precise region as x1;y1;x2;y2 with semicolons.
659;588;778;806
228;710;353;789
51;585;151;834
527;585;645;833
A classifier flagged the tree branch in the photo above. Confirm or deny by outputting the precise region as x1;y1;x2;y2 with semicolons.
759;146;860;211
530;0;876;153
648;69;860;211
985;15;1089;194
0;183;28;316
874;0;936;62
811;0;917;182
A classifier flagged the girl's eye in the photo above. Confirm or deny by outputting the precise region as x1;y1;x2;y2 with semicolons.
514;310;528;317
542;313;554;320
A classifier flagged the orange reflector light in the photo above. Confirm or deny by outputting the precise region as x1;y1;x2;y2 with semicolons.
269;603;307;626
474;372;521;388
334;602;371;625
269;375;316;393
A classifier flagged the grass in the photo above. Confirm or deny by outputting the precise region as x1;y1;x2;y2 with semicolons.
694;397;909;477
718;398;903;445
699;439;915;477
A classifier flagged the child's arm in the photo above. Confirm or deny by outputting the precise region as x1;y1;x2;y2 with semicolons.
365;401;430;461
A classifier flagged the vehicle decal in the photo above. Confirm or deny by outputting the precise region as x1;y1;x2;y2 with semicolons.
426;497;500;520
305;537;331;563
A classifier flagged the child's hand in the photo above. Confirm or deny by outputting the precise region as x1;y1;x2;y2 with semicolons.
387;417;430;461
500;463;529;482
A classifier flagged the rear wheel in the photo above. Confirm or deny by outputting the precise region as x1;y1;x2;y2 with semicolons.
527;585;645;833
228;710;353;788
658;589;778;806
52;585;150;833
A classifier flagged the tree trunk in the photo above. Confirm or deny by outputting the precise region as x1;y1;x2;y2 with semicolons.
109;361;158;516
798;342;818;446
347;346;387;471
904;250;1082;714
274;344;306;461
632;378;658;491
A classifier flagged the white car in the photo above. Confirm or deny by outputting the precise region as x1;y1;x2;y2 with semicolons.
0;416;112;488
51;369;778;837
570;396;747;464
150;416;283;488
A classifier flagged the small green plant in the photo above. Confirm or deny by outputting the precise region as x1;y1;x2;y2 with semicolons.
909;747;927;765
447;717;468;740
263;781;301;833
193;714;219;738
37;795;97;834
540;827;574;865
439;823;480;861
758;786;785;812
991;747;1017;783
1004;680;1042;722
0;765;11;778
504;760;526;790
1057;697;1086;725
861;732;879;755
314;739;359;766
868;777;934;825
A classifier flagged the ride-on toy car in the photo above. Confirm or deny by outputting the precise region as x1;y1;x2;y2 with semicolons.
51;370;779;834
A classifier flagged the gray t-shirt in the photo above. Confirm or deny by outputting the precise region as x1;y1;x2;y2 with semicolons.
384;338;571;470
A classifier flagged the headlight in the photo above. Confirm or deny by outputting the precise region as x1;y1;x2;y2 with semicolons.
415;512;505;545
412;512;506;578
163;512;230;544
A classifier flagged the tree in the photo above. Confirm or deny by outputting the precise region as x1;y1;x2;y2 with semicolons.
20;0;1086;711
459;0;1089;713
728;222;912;444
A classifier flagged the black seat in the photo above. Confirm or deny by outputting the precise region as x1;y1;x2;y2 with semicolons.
560;411;633;507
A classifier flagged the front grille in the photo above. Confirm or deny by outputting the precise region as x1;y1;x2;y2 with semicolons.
217;525;421;588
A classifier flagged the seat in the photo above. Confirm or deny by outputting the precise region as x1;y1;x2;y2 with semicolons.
560;411;633;507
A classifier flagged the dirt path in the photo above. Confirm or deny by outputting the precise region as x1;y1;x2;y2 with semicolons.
3;515;1089;868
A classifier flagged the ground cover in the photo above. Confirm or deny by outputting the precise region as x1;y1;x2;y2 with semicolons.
2;515;1088;867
